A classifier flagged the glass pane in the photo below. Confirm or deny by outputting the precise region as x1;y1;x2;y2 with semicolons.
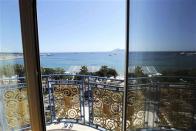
0;0;31;130
127;0;196;130
37;0;125;130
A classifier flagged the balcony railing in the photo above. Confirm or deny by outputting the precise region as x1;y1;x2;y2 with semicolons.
0;75;196;131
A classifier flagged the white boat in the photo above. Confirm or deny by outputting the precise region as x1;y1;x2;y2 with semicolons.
46;53;52;56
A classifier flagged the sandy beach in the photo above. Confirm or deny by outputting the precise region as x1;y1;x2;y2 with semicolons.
0;54;23;61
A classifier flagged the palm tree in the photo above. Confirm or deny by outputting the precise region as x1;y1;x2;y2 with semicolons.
134;66;144;77
96;65;118;78
79;66;88;75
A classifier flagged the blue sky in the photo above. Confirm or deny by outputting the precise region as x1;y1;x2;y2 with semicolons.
0;0;22;52
0;0;196;52
0;0;125;52
37;0;125;52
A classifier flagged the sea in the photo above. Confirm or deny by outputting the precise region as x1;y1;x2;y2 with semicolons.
1;51;196;76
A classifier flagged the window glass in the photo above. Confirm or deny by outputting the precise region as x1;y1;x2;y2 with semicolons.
127;0;196;130
0;0;31;130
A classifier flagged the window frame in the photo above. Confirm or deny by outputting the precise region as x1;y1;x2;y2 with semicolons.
19;0;46;130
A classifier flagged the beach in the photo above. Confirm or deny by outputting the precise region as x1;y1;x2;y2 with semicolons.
0;54;23;61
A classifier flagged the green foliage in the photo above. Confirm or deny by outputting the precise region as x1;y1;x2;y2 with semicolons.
41;67;66;80
14;64;25;77
62;75;73;80
0;64;67;79
74;66;89;80
0;64;25;77
54;67;65;74
79;66;88;75
74;65;118;79
128;66;145;78
95;65;108;77
134;66;144;77
0;65;14;77
95;65;118;78
41;68;56;75
74;75;82;80
0;64;119;79
107;68;118;78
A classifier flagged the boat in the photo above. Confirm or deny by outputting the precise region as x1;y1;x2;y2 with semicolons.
179;52;185;55
46;53;52;56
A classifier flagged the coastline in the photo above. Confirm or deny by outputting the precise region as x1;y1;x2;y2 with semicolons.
0;55;23;61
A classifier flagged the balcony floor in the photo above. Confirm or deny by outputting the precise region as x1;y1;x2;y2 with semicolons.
47;123;98;131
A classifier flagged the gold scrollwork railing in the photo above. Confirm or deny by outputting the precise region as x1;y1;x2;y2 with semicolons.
3;88;30;130
93;87;123;131
126;89;145;130
53;84;81;120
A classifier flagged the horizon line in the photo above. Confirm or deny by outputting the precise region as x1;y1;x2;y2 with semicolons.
1;50;196;53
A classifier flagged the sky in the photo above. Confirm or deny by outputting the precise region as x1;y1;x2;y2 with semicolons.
0;0;196;52
0;0;125;52
130;0;196;51
0;0;22;52
37;0;125;52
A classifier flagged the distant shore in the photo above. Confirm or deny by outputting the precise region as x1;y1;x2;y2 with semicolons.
0;55;23;61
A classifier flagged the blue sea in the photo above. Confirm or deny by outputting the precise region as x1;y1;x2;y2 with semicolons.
0;52;125;75
129;52;196;71
1;51;196;76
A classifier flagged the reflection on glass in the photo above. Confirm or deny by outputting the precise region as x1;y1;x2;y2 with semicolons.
0;0;31;130
127;0;196;130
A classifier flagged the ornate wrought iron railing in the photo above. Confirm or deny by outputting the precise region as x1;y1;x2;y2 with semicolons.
0;75;196;131
0;79;30;131
42;75;124;131
127;76;196;131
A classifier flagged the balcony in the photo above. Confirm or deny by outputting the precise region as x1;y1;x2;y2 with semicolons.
0;75;196;131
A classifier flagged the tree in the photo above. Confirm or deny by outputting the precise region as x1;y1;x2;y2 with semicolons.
53;67;65;79
107;68;118;78
96;65;108;77
42;68;56;75
74;66;89;80
134;66;144;77
55;67;65;74
41;67;66;79
79;66;88;75
14;64;25;77
95;65;118;78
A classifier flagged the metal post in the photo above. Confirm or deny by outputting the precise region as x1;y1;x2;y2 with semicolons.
0;88;7;131
123;0;130;130
47;78;52;123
